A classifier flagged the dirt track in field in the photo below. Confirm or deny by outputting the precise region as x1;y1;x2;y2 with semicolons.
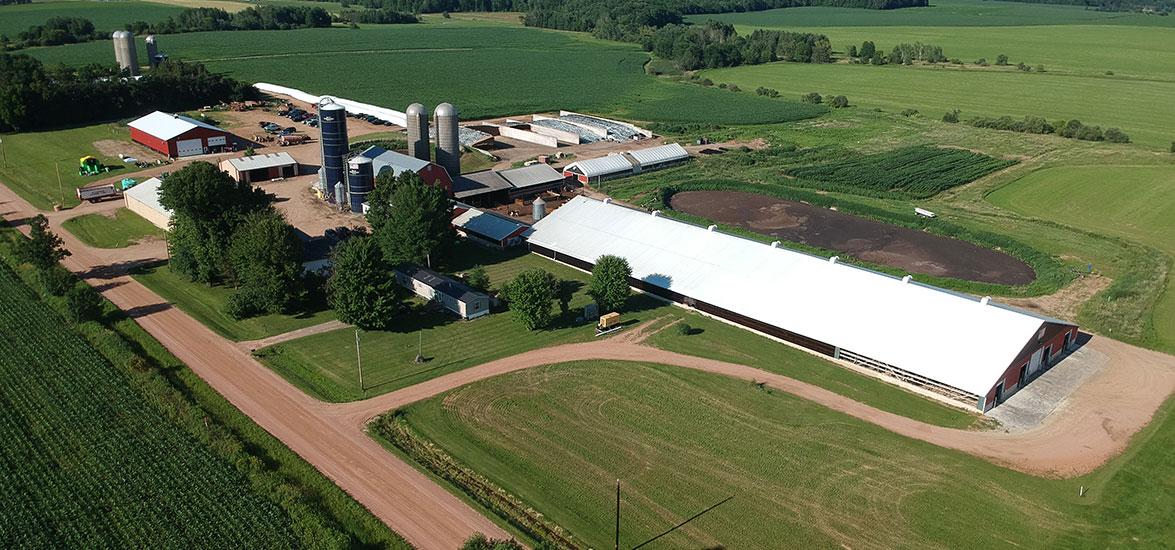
670;190;1036;285
3;181;1174;546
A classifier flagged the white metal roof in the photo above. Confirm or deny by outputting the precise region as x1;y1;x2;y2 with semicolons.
498;163;564;189
453;208;527;241
563;154;635;178
224;152;297;172
359;146;430;178
628;143;688;167
123;177;171;223
528;196;1071;397
128;111;223;141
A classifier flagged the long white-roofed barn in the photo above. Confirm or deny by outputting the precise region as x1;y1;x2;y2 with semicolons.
526;196;1078;412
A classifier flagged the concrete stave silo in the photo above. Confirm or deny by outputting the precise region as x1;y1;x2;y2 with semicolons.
112;31;139;76
406;103;429;162
347;156;374;214
433;102;460;178
318;99;349;200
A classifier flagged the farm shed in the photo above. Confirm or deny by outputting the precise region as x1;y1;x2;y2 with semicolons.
628;143;689;171
122;177;171;230
220;152;299;184
128;111;232;158
393;265;490;320
527;196;1079;412
451;205;530;248
562;154;636;185
498;164;568;200
357;146;453;196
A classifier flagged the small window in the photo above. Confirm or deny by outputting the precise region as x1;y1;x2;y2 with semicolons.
1038;326;1046;340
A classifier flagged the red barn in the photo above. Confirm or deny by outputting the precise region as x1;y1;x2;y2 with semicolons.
128;111;232;158
358;146;454;196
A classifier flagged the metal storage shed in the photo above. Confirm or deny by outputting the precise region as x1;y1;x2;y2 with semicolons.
628;143;689;170
562;154;636;184
128;111;231;158
527;196;1078;411
122;177;172;230
498;163;567;199
451;207;529;248
220;152;299;183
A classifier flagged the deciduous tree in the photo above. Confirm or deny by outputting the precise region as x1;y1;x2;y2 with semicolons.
502;268;557;330
366;171;454;268
589;255;632;313
224;209;304;319
326;235;404;330
17;214;70;272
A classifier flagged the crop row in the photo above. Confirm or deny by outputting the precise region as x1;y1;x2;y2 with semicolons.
0;263;295;548
784;145;1015;199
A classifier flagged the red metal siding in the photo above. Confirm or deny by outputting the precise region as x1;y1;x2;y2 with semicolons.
130;127;173;156
984;324;1079;409
420;164;454;196
131;126;230;158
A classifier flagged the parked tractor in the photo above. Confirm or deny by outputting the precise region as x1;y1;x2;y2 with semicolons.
78;156;105;176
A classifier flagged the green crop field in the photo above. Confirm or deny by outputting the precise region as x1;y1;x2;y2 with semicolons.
988;164;1175;352
61;207;164;248
24;22;824;125
0;260;296;547
0;1;186;37
784;144;1014;198
392;360;1175;548
133;262;336;341
0;123;150;210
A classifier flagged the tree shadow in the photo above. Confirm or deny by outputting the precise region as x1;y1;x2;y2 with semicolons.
124;302;173;318
81;258;166;280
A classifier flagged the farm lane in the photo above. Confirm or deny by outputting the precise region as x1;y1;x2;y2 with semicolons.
0;183;511;549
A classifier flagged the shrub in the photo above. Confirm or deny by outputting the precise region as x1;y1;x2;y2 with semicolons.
801;92;822;104
700;78;714;86
976;57;988;66
829;95;849;109
676;323;693;336
464;266;490;291
65;283;104;322
38;265;75;296
1035;64;1046;73
1104;128;1131;143
1105;70;1114;75
996;54;1009;65
900;108;918;117
943;109;960;123
1170;141;1175;153
728;84;740;92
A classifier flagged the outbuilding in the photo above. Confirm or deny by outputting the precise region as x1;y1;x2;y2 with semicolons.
562;154;636;185
498;163;568;200
527;196;1079;412
220;152;299;184
122;177;172;230
394;265;490;320
357;146;453;195
451;205;530;248
128;111;232;158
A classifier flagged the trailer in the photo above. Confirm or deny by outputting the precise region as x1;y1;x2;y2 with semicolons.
77;183;120;203
278;134;309;146
915;207;937;218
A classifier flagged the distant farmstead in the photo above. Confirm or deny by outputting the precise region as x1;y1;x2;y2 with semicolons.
128;111;233;158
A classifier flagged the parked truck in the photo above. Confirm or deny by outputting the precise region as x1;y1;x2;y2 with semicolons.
76;183;120;203
279;134;309;146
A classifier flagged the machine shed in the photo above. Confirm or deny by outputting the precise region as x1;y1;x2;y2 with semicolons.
220;152;299;183
527;196;1078;411
628;143;689;170
128;111;232;158
562;154;636;184
122;177;172;230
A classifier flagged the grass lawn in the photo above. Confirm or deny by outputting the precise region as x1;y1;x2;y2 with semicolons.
132;262;336;341
0;123;149;210
988;164;1175;352
393;360;1175;548
60;207;164;248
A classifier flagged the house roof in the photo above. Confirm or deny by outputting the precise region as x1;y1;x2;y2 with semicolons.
358;146;431;178
452;207;528;242
128;111;224;141
224;152;297;172
498;163;564;189
123;177;171;221
396;265;486;303
563;154;635;178
527;196;1073;397
452;170;513;199
628;143;688;167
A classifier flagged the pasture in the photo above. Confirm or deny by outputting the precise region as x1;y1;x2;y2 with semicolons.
988;164;1175;353
61;207;164;248
24;22;824;124
0;260;296;547
394;360;1175;548
0;1;185;37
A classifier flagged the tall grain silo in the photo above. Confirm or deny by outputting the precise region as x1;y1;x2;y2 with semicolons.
347;156;374;214
318;99;348;198
433;102;460;178
406;103;429;162
112;31;139;76
145;35;159;68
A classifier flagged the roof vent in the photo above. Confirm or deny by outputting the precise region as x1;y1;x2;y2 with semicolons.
980;296;991;306
829;256;839;264
902;275;912;284
603;198;612;204
770;241;781;248
707;224;717;232
651;210;661;217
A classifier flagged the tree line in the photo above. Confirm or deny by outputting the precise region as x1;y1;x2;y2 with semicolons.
643;20;831;70
336;7;420;24
943;111;1131;143
0;54;257;132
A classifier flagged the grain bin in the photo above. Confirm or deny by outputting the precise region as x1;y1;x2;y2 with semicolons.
318;99;348;197
532;195;547;221
434;102;460;178
112;31;138;76
406;103;429;162
347;156;373;214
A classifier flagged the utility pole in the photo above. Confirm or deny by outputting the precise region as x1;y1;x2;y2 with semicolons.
0;137;6;168
355;329;364;394
55;160;65;206
615;479;621;550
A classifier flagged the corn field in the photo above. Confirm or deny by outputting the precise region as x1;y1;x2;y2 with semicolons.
785;145;1015;199
0;263;295;548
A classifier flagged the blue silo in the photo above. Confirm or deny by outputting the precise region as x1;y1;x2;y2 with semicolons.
318;99;348;198
347;156;373;213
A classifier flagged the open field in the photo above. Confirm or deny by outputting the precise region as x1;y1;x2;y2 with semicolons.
24;22;824;125
394;360;1175;548
133;262;336;341
0;260;297;547
988;165;1175;352
0;123;151;210
61;207;164;248
0;0;185;37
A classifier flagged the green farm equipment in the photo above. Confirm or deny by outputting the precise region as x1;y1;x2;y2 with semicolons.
78;156;104;176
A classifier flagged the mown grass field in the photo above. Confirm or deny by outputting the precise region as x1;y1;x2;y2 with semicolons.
395;360;1175;548
0;0;185;37
61;207;164;248
24;22;824;125
0;260;297;547
132;262;336;341
0;123;149;210
988;164;1175;352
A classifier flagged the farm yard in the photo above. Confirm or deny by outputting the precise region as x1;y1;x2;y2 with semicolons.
387;360;1175;548
0;261;296;547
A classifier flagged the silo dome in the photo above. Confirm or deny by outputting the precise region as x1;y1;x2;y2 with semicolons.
434;102;457;117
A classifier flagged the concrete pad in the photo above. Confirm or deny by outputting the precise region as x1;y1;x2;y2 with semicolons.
989;342;1107;432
